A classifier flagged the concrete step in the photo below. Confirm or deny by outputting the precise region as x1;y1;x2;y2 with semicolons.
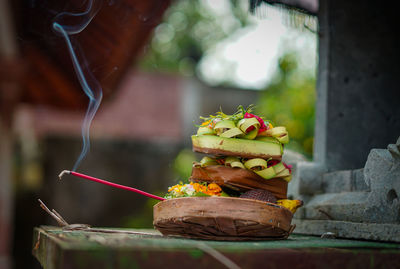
294;191;370;222
321;168;369;193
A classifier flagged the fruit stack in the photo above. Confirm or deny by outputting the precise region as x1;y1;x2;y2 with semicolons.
154;106;302;240
164;106;302;212
191;106;299;208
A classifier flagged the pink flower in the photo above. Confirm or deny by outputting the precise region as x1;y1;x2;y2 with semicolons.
244;112;268;133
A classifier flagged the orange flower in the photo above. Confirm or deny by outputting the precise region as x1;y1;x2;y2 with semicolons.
205;183;222;195
201;120;212;126
190;182;206;193
167;182;223;197
190;182;222;196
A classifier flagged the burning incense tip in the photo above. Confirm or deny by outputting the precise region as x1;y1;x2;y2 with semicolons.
58;170;71;180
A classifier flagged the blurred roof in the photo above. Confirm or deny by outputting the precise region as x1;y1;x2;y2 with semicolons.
16;71;184;142
11;0;170;110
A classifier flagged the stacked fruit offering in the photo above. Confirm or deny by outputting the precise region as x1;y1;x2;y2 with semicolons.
165;106;302;214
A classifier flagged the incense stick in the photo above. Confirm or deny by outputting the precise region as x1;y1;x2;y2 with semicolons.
59;170;165;201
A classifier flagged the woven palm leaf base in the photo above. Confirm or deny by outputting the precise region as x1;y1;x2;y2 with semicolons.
153;197;295;241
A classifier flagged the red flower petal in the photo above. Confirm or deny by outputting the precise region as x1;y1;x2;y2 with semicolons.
283;162;293;173
267;160;280;167
244;112;267;133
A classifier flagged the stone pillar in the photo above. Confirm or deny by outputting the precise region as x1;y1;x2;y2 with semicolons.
314;0;400;171
292;0;400;242
294;0;400;196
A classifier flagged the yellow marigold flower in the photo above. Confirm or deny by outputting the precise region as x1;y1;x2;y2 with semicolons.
168;184;182;193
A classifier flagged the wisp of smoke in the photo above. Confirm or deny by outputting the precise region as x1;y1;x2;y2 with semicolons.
52;0;103;171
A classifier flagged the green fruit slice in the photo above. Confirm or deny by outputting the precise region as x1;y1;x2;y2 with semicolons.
214;120;244;138
263;126;290;144
225;156;245;169
192;135;282;159
255;136;280;144
238;118;259;132
220;127;244;138
244;158;276;179
255;166;276;179
200;156;219;167
272;162;286;174
242;128;258;140
244;158;268;170
197;126;214;135
214;120;236;129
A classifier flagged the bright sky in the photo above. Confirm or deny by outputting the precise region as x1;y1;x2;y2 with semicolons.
197;0;317;89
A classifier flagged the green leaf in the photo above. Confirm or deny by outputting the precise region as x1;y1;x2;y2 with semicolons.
193;192;210;197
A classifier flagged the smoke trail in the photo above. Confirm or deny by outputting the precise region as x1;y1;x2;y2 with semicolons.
52;0;103;171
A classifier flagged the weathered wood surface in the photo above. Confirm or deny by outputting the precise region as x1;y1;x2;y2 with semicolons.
32;226;400;269
153;197;293;240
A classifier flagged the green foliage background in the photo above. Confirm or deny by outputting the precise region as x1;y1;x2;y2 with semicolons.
256;53;316;157
139;0;249;75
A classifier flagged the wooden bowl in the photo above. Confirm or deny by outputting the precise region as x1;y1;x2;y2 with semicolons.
153;197;295;241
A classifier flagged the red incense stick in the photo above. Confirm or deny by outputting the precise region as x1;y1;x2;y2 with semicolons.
59;170;165;201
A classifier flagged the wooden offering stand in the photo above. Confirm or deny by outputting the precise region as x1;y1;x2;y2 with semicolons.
153;196;295;241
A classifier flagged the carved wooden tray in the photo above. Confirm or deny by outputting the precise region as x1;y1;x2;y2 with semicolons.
153;197;295;241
